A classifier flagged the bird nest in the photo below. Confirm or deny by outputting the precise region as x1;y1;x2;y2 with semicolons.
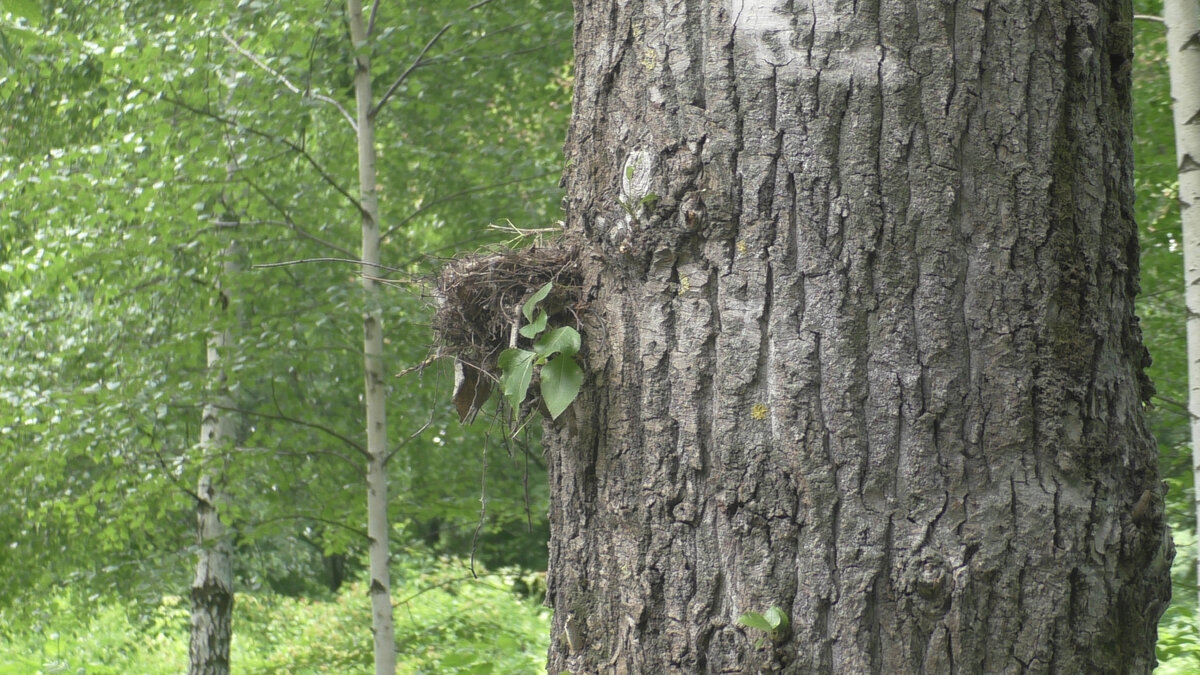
433;244;583;420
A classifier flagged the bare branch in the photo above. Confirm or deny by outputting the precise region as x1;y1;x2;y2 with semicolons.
380;172;554;242
372;23;452;119
239;174;358;257
221;30;357;131
240;444;362;473
1134;14;1165;24
138;424;206;505
253;257;411;275
208;402;369;459
131;80;367;216
470;433;489;578
251;514;370;542
394;354;442;378
385;412;434;465
367;0;382;36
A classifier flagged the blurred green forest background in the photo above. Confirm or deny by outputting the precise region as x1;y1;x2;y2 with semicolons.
1;0;1198;673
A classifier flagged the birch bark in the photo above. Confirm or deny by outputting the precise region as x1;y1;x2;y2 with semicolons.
346;2;395;673
1165;0;1200;609
189;241;239;675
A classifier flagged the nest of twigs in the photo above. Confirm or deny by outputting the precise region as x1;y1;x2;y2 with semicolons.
434;243;583;380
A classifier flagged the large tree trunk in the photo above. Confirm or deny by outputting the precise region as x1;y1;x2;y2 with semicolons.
546;0;1172;673
1165;0;1200;608
346;2;395;673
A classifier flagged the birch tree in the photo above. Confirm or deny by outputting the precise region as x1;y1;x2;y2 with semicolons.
346;2;395;672
188;59;247;673
1165;0;1200;610
545;0;1173;672
189;241;240;674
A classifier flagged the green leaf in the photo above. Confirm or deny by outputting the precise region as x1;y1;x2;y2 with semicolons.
2;0;41;24
533;326;580;358
498;348;536;411
737;611;773;633
522;282;553;321
519;309;548;339
541;355;582;419
763;606;788;630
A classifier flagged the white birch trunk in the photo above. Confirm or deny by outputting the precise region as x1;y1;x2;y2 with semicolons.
346;2;395;673
189;243;239;675
1165;0;1200;608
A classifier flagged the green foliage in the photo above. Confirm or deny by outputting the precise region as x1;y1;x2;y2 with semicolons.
1131;2;1200;662
737;606;789;647
1;0;40;23
0;0;572;613
0;557;551;674
1158;529;1200;672
498;282;583;420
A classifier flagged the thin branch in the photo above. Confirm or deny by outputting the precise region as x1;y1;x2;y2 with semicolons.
1134;14;1165;24
372;23;452;119
239;174;358;257
376;3;528;118
470;433;489;578
253;257;411;275
394;353;442;378
251;514;370;542
384;410;434;465
361;273;418;290
487;222;563;236
208;402;369;459
130;79;366;216
1152;393;1197;421
243;445;361;473
380;172;553;242
266;377;367;465
221;30;357;130
140;427;205;505
412;21;534;66
367;0;382;36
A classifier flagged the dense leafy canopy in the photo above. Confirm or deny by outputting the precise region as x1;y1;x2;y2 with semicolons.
1;0;569;635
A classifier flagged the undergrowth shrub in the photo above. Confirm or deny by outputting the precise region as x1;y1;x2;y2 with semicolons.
0;556;549;674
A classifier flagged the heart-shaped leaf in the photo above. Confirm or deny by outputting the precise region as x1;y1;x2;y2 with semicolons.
533;326;581;358
497;348;535;412
763;606;788;630
540;355;583;419
737;612;773;633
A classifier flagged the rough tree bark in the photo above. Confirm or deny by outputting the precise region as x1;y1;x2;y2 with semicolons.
346;2;395;673
546;0;1173;673
1164;0;1200;608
